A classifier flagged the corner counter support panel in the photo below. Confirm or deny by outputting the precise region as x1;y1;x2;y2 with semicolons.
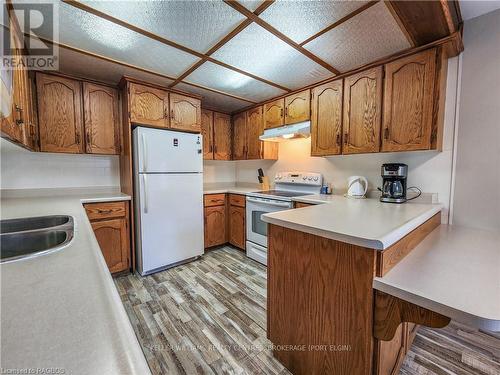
267;224;376;375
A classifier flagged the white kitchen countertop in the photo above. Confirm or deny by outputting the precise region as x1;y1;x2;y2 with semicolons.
203;182;260;195
373;225;500;331
262;195;442;250
0;187;151;374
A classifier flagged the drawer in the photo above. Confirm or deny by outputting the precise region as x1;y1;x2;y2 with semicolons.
229;194;246;207
204;193;226;207
85;201;127;221
295;202;313;208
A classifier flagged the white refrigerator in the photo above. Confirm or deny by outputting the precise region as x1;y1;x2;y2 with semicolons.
133;127;204;276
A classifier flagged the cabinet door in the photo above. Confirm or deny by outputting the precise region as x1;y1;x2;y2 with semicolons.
264;98;285;129
169;93;201;133
374;323;407;375
213;112;232;160
343;67;382;154
204;206;226;248
129;83;169;128
246;106;265;160
91;218;130;274
285;89;310;125
311;80;343;156
83;83;120;155
406;323;419;349
36;73;84;153
8;49;26;144
382;49;436;152
201;109;214;160
229;205;245;250
232;112;247;160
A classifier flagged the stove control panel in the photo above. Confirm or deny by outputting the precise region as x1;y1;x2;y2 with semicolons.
274;172;322;186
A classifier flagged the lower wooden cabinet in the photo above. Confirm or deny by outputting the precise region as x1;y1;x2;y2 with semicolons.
204;205;226;248
204;193;246;250
84;201;131;274
374;323;407;375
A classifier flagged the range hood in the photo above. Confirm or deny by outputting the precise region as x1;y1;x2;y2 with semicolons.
259;121;310;142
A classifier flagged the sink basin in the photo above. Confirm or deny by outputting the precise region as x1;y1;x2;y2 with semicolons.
0;230;71;262
0;215;74;263
0;215;71;234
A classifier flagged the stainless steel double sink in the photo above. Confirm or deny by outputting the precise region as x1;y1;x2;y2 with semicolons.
0;215;74;263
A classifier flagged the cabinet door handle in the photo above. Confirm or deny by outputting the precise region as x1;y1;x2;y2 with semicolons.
344;133;348;144
336;134;341;146
164;108;169;119
86;131;91;145
384;128;390;140
280;108;283;118
285;107;288;117
15;104;24;126
170;109;175;122
75;133;81;144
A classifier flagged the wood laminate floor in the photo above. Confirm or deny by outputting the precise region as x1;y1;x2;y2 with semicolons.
115;246;500;375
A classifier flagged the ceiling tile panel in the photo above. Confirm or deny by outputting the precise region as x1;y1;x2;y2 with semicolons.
51;45;174;87
175;83;250;113
184;61;286;103
304;2;411;72
260;0;369;43
35;2;199;77
212;23;333;90
81;0;246;53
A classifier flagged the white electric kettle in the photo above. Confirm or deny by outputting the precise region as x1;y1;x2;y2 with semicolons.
346;176;368;198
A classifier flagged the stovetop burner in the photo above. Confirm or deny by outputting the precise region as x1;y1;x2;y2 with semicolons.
251;190;311;198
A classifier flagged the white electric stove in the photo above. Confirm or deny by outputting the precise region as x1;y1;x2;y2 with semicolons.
246;172;322;265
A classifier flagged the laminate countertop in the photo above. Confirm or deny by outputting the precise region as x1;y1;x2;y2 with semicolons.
262;195;442;250
0;187;151;375
203;183;260;195
373;224;500;331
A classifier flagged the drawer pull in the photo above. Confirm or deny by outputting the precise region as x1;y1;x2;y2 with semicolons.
98;209;113;214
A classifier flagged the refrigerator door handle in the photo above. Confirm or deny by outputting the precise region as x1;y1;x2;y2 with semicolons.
142;174;148;214
141;133;148;172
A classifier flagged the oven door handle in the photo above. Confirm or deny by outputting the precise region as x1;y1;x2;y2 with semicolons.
247;197;292;208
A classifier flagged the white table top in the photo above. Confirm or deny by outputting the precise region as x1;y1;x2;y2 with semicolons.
262;195;442;250
373;224;500;331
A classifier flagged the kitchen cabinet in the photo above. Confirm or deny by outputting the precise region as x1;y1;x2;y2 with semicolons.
213;112;232;160
232;112;247;160
343;67;383;154
264;98;285;129
84;201;130;274
228;194;245;250
83;83;120;155
311;79;343;156
204;193;227;248
169;92;201;133
201;109;214;160
129;83;169;128
382;48;436;152
285;89;310;125
36;73;84;153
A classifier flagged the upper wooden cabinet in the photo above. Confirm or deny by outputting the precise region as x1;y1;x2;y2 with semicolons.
83;83;120;155
36;73;84;154
246;106;264;160
201;109;214;160
382;48;436;152
129;83;169;128
264;98;285;129
169;93;201;133
285;90;310;125
213;112;232;160
232;112;247;160
311;79;343;156
343;67;383;154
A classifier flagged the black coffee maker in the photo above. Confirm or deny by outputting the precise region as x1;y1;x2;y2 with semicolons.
380;163;408;203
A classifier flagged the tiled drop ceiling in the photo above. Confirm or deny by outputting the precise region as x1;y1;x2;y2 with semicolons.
26;0;415;113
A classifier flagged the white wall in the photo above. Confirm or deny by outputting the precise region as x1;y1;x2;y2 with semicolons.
203;160;236;184
236;57;460;223
0;138;120;189
452;9;500;231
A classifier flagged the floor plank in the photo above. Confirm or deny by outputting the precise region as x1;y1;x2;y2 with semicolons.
115;246;500;375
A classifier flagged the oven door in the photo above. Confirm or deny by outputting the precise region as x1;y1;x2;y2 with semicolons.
246;196;293;247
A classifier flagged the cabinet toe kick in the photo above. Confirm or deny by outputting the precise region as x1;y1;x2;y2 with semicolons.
374;290;450;341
